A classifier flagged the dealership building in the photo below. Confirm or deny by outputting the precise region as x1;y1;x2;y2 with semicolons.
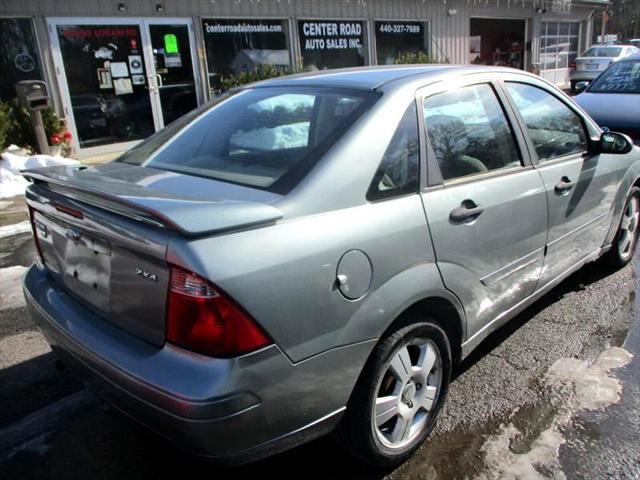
1;0;607;158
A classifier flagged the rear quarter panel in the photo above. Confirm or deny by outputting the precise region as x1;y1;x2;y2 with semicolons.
167;195;459;363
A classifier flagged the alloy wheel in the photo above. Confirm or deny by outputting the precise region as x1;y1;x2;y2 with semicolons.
618;195;639;261
372;338;442;449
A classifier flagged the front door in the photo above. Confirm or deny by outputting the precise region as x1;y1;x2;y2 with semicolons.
501;79;619;285
419;79;548;343
49;18;200;156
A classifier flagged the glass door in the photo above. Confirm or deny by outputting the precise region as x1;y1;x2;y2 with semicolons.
49;18;200;156
146;22;199;127
52;21;156;151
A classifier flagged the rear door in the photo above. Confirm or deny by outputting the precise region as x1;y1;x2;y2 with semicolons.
501;75;619;286
418;76;548;343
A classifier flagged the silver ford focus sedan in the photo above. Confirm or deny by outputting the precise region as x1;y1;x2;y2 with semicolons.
23;65;640;467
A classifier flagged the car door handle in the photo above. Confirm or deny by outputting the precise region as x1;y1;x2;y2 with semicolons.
555;176;575;193
449;201;485;223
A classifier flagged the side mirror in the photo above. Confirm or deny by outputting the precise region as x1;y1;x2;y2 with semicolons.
575;81;589;93
599;131;634;154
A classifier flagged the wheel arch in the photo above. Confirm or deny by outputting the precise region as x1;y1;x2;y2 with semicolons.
337;263;466;366
604;166;640;247
335;292;464;460
334;295;460;467
381;296;465;365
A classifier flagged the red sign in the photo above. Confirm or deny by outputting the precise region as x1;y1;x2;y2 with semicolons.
61;26;139;39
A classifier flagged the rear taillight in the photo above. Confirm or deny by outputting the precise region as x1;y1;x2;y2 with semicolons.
28;207;45;265
166;267;271;357
569;61;576;71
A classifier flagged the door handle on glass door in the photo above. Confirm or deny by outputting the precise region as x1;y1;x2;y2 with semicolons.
146;75;156;91
555;176;575;194
449;200;485;223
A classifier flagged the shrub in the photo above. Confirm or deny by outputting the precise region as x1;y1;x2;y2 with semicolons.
395;51;440;65
0;101;12;150
219;64;305;92
1;98;64;152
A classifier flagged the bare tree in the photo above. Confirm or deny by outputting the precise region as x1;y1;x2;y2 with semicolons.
593;0;640;41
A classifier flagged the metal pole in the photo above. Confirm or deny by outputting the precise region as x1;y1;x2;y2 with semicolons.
31;110;50;155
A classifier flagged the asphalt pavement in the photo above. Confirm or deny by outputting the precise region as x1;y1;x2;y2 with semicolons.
0;225;639;479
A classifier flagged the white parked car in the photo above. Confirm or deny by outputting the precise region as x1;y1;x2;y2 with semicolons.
570;44;640;90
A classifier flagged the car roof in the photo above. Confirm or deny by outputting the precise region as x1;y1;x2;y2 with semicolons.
247;64;526;92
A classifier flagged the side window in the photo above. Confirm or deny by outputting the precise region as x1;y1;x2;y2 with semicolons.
423;84;521;182
367;102;420;200
505;82;587;162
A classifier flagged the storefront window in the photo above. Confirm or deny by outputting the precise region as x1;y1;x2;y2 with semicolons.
541;22;580;71
0;18;43;102
201;19;291;93
298;20;366;70
374;21;429;64
56;24;155;148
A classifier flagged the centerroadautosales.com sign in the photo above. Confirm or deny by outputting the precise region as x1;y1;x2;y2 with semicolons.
203;21;284;34
299;21;363;50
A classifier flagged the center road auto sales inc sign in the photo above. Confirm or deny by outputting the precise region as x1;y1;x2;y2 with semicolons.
299;21;363;51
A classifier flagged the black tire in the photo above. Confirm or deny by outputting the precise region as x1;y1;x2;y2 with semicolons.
602;186;640;268
570;81;576;92
335;316;452;467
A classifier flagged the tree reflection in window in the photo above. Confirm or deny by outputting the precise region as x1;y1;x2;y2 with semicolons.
368;102;420;200
505;82;587;162
423;84;522;181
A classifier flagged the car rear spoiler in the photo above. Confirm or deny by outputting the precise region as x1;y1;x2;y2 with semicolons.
23;168;283;237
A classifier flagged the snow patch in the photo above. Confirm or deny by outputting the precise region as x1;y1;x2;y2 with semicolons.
477;347;633;480
545;347;632;412
0;220;31;239
230;121;310;151
1;145;79;199
480;424;567;480
0;265;28;310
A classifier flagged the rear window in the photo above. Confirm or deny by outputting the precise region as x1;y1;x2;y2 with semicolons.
582;47;622;57
588;60;640;94
117;87;377;194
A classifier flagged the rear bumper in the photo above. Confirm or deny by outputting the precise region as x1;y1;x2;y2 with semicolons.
24;264;374;464
570;70;602;82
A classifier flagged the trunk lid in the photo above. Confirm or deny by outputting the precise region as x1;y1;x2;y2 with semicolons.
575;57;614;73
25;163;283;345
23;163;283;236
